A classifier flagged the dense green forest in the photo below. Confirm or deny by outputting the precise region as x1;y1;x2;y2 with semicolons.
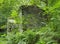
0;0;60;44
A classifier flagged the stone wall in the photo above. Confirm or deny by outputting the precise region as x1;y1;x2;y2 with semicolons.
21;5;49;31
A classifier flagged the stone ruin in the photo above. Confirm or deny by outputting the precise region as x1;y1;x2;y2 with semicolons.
21;5;48;31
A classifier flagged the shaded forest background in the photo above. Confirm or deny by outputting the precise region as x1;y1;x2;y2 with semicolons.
0;0;60;44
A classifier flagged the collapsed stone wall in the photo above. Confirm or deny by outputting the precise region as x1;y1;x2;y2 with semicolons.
21;5;49;31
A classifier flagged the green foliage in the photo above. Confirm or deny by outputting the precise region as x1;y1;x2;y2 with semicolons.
0;0;60;44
